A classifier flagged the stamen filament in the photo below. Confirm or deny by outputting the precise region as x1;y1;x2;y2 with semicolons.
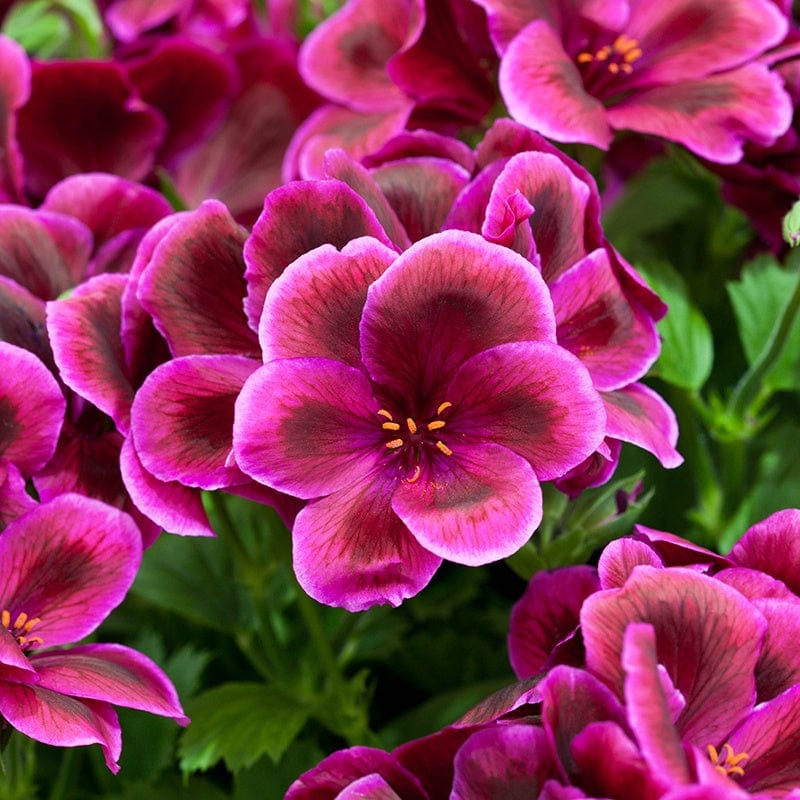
436;441;453;456
427;420;446;431
382;421;401;431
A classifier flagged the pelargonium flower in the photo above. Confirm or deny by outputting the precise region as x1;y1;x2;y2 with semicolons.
284;0;495;179
315;120;682;488
474;0;793;162
287;509;800;797
0;493;189;772
233;230;606;611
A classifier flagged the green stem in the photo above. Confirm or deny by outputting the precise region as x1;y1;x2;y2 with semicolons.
728;268;800;421
47;748;76;800
208;493;292;683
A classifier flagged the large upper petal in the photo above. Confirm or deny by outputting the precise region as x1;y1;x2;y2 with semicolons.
132;354;259;490
292;477;442;611
0;494;141;647
234;358;384;500
0;342;65;476
625;0;787;87
392;442;542;566
445;341;606;481
243;179;395;333
17;60;165;201
259;237;397;368
483;150;593;283
138;200;257;358
360;231;556;403
498;20;612;149
298;0;412;112
581;566;765;746
30;643;188;723
0;35;29;204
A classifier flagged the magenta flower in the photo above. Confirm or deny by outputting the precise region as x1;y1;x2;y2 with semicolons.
233;230;606;610
0;494;189;772
476;0;793;162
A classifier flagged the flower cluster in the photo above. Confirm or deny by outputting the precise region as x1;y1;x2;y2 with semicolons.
0;0;798;787
287;509;800;799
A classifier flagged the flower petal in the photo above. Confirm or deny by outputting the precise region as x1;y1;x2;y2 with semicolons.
446;341;606;481
259;237;397;367
120;434;215;540
508;565;600;678
0;494;141;647
360;231;556;401
484;151;593;283
728;683;800;796
292;479;442;611
132;354;259;489
31;643;188;723
0;205;92;300
392;442;542;566
17;60;165;200
451;724;557;799
47;273;134;433
606;64;792;164
729;509;800;595
582;566;765;745
602;383;683;468
0;341;65;475
0;682;122;772
498;20;612;149
626;0;787;85
234;358;383;500
138;200;257;358
621;623;692;786
244;179;395;333
551;248;659;388
298;0;411;112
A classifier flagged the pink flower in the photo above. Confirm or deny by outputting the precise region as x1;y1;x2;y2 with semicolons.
475;0;793;162
233;230;606;610
0;494;189;772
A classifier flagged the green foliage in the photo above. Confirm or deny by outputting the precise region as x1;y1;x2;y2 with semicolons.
3;0;106;57
179;683;310;774
727;254;800;392
636;260;714;391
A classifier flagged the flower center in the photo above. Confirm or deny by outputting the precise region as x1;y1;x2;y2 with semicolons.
707;743;749;779
378;401;453;483
2;609;43;651
576;34;642;80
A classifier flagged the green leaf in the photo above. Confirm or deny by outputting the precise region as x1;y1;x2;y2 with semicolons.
727;255;800;392
635;260;714;390
179;683;310;774
131;533;248;633
3;0;106;58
